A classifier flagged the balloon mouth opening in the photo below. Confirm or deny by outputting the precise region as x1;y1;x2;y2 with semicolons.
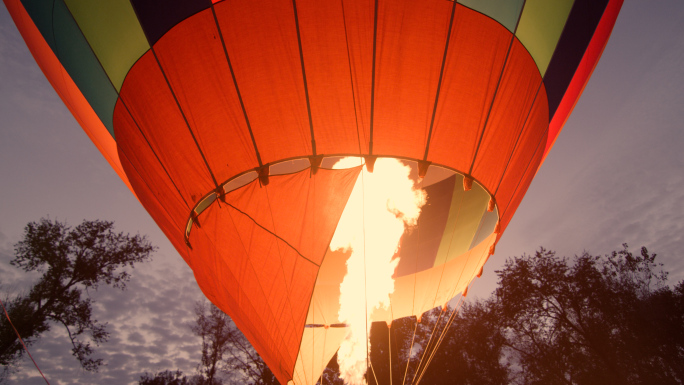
182;155;498;252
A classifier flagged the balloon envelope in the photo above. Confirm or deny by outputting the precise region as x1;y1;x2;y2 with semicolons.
5;0;622;383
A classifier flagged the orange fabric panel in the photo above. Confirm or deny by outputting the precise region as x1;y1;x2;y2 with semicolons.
213;0;312;164
543;0;624;160
4;0;134;195
427;5;512;172
470;39;542;192
494;86;549;215
118;51;216;206
371;0;453;159
152;9;260;184
112;99;191;230
185;168;358;384
296;0;367;155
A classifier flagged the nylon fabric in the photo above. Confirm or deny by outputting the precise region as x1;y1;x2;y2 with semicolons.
152;8;259;183
4;0;133;193
427;5;512;174
295;0;370;155
544;0;624;158
117;51;216;207
185;168;358;384
213;0;313;164
371;0;453;160
458;0;524;32
64;0;149;91
470;39;543;189
515;0;574;76
112;99;191;230
22;0;118;135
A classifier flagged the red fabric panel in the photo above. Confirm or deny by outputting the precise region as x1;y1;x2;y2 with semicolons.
340;0;375;153
495;86;549;216
497;126;546;237
213;0;312;164
118;51;216;206
226;168;361;264
190;203;316;384
112;99;190;230
296;0;368;155
186;167;359;384
152;9;260;184
371;0;453;159
427;5;512;172
470;39;543;193
543;0;624;160
117;149;190;264
4;0;135;195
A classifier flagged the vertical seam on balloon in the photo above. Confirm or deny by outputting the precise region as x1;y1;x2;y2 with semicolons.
117;147;186;234
369;0;378;155
494;80;543;196
210;4;263;167
148;47;220;190
514;0;528;34
423;0;457;161
467;34;515;175
340;0;365;154
291;0;317;156
500;124;548;221
118;98;192;210
56;0;120;135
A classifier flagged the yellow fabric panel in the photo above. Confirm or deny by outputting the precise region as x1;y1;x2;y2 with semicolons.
515;0;574;75
64;0;149;91
389;232;495;319
292;325;347;385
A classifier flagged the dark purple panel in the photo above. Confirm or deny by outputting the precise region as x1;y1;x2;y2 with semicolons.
130;0;212;46
395;175;455;277
544;0;609;119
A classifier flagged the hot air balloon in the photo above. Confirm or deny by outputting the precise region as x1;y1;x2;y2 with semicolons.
5;0;622;383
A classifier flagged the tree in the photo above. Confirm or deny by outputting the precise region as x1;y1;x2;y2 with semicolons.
192;301;277;385
0;218;155;374
491;245;684;385
138;370;197;385
363;244;683;385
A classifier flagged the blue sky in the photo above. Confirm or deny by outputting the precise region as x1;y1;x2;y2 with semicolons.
1;1;683;384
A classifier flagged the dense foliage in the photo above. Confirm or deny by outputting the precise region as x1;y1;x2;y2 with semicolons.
363;244;684;385
0;219;155;375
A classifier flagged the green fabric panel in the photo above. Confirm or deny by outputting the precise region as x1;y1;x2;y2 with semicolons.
516;0;574;76
52;0;118;136
20;0;58;49
433;175;490;267
64;0;149;91
469;206;498;250
458;0;525;32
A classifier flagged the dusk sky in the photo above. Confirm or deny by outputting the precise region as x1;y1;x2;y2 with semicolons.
1;1;683;384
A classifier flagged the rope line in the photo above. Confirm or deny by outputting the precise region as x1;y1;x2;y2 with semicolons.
0;298;50;385
409;309;446;384
401;319;419;385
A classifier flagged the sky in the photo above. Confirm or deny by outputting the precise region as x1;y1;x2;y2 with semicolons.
1;1;683;384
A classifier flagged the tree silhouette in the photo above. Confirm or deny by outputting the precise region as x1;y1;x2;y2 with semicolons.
0;218;155;375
